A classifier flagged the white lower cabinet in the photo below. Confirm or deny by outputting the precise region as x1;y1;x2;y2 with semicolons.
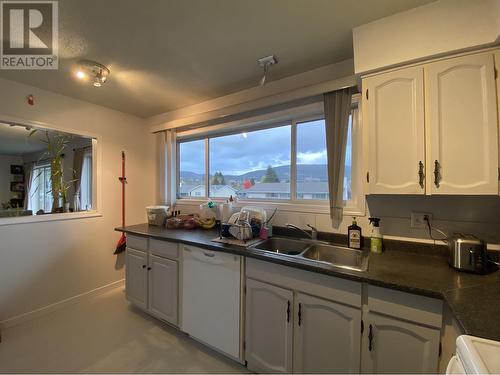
294;293;361;373
245;278;361;374
125;248;148;310
125;238;179;326
245;259;443;374
245;278;293;373
148;254;178;324
361;311;441;374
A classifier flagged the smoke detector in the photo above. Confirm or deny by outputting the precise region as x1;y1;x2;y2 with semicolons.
258;55;278;86
75;60;110;87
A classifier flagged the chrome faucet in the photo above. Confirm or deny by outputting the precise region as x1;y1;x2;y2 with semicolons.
285;223;318;241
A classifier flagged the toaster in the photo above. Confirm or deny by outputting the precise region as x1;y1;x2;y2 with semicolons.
448;234;487;273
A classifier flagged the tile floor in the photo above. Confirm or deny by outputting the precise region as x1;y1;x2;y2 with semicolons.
0;286;248;373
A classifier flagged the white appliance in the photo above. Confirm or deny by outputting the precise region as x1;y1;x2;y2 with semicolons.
446;335;500;374
181;246;241;359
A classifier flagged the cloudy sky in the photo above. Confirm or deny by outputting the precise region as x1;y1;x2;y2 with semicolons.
179;118;352;176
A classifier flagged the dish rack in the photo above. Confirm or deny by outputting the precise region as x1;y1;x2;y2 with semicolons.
219;206;266;243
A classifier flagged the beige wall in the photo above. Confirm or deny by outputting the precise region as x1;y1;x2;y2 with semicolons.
353;0;500;74
0;78;157;322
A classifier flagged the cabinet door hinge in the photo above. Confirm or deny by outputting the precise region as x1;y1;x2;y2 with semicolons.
439;342;442;357
361;319;364;334
365;89;369;100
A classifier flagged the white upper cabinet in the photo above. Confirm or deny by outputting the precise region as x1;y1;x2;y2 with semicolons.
364;49;499;196
364;66;426;194
426;53;499;194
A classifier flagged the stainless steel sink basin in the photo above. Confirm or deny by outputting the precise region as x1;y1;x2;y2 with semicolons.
249;237;369;272
301;244;369;272
251;237;311;256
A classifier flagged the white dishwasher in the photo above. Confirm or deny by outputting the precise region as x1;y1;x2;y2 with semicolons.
182;245;241;360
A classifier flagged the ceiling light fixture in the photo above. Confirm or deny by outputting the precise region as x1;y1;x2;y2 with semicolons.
258;55;278;86
75;60;110;87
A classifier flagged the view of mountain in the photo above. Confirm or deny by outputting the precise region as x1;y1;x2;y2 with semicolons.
180;164;350;183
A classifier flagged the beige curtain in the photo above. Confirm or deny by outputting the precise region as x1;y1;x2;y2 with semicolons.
324;88;353;228
73;148;85;211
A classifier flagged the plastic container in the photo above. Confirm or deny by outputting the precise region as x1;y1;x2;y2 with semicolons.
146;206;169;226
369;217;383;254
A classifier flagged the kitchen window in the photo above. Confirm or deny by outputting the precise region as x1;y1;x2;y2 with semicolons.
175;96;363;214
209;125;291;200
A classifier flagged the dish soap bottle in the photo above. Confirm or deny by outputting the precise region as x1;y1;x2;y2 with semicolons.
348;217;362;249
369;217;383;254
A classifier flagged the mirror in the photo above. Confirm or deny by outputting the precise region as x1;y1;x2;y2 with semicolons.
0;121;95;218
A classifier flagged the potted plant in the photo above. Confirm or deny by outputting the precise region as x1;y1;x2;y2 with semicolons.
30;130;77;213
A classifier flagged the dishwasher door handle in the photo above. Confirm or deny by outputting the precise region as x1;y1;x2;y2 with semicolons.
185;248;229;265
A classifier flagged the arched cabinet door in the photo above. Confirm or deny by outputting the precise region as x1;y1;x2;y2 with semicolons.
245;278;293;373
293;293;361;374
364;66;425;194
125;248;148;310
361;311;440;374
148;254;178;325
426;53;498;194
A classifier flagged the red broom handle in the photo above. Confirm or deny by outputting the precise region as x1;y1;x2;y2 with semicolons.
121;151;126;227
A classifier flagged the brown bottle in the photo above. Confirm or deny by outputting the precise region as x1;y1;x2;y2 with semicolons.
348;217;362;249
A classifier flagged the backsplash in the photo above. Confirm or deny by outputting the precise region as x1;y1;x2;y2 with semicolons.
174;195;500;246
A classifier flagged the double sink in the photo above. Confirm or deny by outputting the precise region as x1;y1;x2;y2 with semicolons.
248;237;369;272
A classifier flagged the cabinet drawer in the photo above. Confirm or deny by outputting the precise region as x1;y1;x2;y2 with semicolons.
246;258;361;308
367;285;443;328
127;235;148;251
150;239;179;259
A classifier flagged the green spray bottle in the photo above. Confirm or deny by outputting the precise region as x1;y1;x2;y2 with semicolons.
369;217;383;254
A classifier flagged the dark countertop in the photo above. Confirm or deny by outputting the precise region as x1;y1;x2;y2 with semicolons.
116;223;500;341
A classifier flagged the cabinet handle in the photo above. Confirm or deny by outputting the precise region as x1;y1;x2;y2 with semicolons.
147;266;152;271
368;324;373;352
418;161;425;189
142;265;146;269
434;160;441;188
298;303;302;326
203;252;215;257
287;300;290;323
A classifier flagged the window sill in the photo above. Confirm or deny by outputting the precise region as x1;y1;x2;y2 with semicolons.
175;198;366;216
0;211;102;226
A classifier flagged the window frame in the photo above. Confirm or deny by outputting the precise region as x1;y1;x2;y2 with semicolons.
175;96;365;216
28;162;53;213
0;114;102;226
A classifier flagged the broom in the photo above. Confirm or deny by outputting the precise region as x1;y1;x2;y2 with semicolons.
114;151;127;254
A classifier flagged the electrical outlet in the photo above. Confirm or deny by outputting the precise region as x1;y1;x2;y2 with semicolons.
411;212;433;229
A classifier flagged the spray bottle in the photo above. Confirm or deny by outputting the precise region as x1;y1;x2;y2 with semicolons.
368;217;383;254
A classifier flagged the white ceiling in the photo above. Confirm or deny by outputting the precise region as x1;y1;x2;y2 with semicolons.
0;0;435;118
0;124;47;156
